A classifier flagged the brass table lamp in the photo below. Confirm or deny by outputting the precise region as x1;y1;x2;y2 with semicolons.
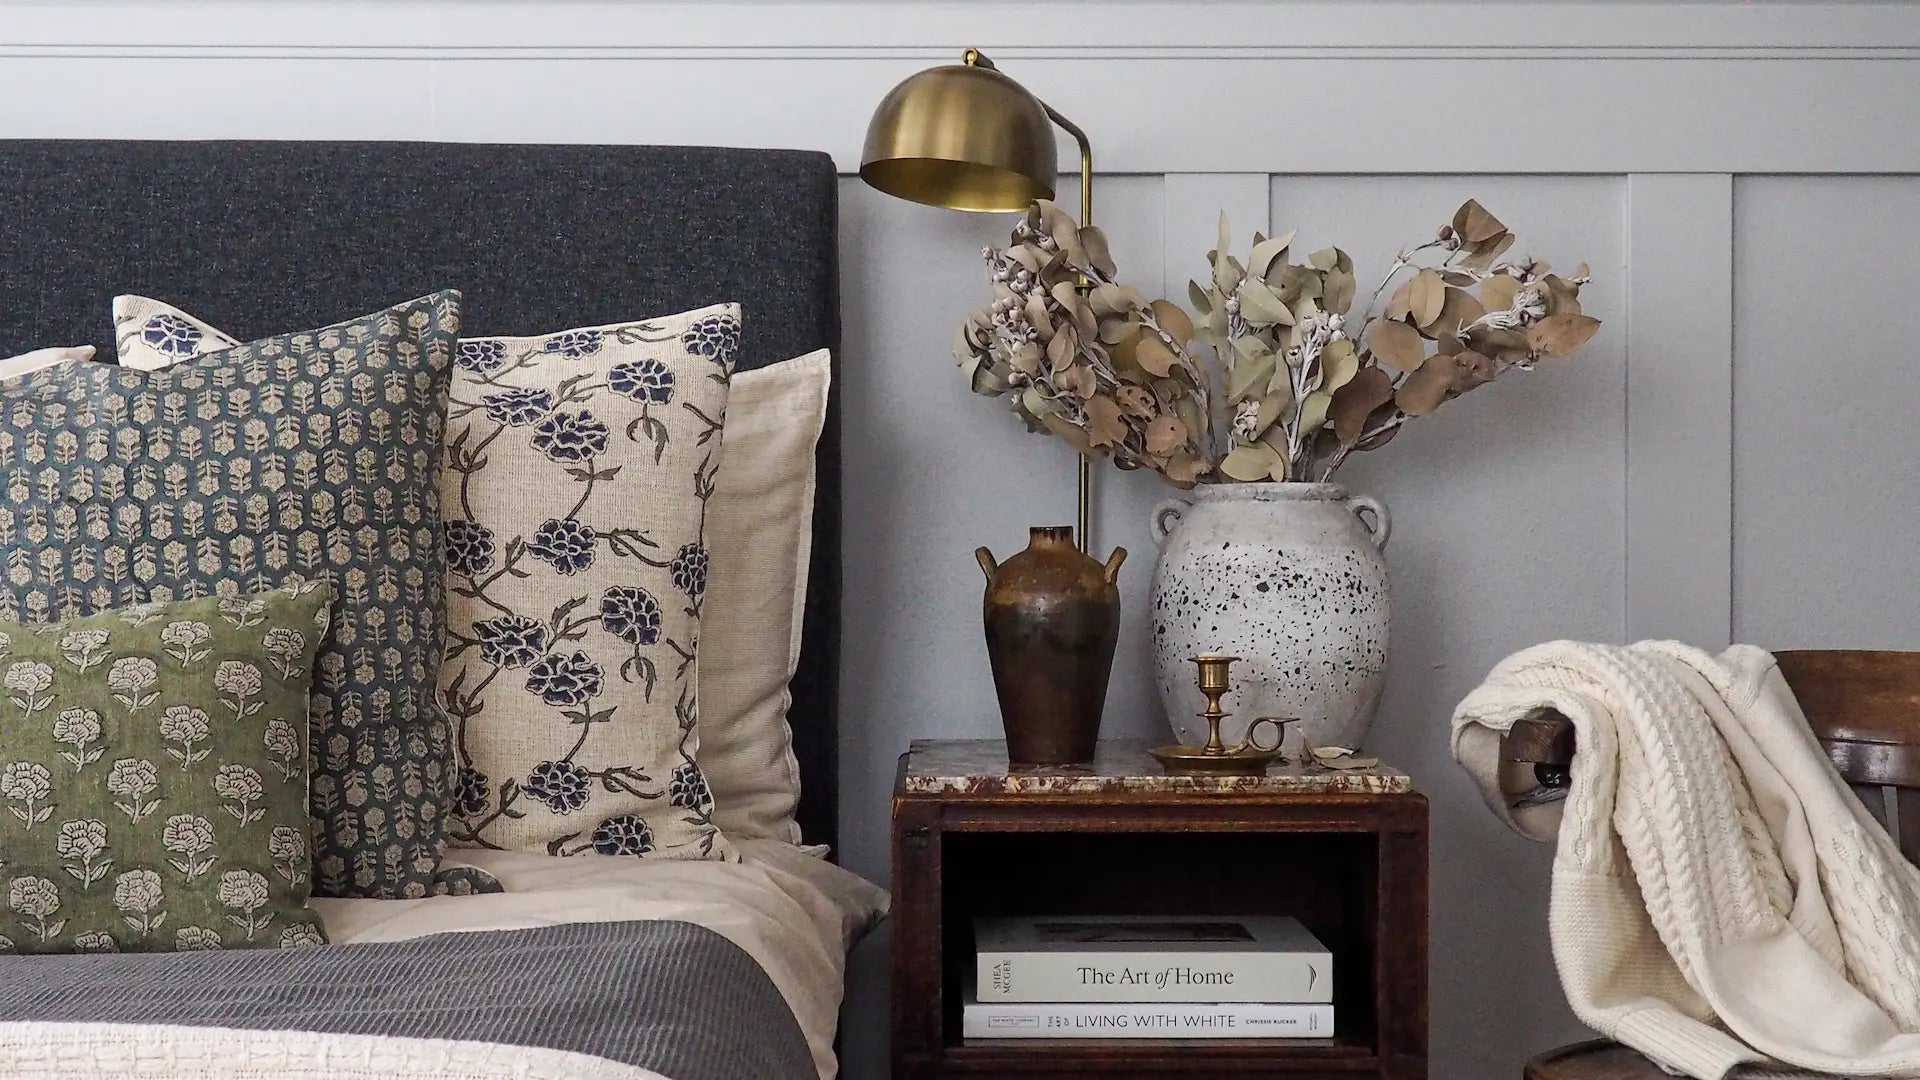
860;47;1097;553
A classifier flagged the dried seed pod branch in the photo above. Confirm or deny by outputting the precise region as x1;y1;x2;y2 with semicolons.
954;199;1601;487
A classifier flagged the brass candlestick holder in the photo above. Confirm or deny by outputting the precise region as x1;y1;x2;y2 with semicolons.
1149;655;1299;776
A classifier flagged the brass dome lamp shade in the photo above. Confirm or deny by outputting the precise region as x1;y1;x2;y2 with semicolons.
860;47;1098;552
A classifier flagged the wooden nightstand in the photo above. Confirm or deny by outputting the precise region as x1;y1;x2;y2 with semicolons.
891;739;1429;1079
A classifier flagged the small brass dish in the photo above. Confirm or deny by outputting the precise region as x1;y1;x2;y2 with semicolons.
1149;655;1299;777
1147;738;1284;776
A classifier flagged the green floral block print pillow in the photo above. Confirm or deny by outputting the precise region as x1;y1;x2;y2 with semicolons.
0;582;331;954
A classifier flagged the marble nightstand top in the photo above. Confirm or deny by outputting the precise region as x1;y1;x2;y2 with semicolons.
901;738;1413;796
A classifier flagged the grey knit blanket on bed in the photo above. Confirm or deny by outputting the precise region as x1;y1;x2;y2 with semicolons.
0;920;812;1080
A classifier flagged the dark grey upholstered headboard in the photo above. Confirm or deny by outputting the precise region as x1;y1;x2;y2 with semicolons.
0;140;841;851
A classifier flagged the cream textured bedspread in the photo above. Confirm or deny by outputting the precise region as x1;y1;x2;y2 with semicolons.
0;1022;671;1080
316;839;888;1080
0;841;884;1080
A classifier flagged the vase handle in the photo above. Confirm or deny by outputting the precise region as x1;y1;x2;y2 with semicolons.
1346;494;1391;549
975;547;998;582
1149;499;1188;548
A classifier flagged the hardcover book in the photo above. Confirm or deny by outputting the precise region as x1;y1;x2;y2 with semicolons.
962;991;1334;1040
973;915;1332;1003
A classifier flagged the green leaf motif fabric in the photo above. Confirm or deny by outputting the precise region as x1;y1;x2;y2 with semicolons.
0;582;330;954
0;292;485;899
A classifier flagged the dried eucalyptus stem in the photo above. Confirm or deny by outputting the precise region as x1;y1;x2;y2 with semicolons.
955;199;1602;488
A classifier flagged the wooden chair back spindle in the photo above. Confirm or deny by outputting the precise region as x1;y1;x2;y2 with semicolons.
1517;649;1920;1079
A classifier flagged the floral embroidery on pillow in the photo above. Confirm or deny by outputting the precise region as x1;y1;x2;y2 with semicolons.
139;312;205;359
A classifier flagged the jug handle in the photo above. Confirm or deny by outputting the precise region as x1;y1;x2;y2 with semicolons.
975;547;998;581
1102;547;1128;584
1346;494;1391;549
1149;499;1188;548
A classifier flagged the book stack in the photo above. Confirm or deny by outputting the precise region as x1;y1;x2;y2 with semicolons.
965;914;1333;1040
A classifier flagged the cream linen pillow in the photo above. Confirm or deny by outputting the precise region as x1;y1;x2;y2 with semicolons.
699;350;828;845
115;297;824;850
0;344;93;378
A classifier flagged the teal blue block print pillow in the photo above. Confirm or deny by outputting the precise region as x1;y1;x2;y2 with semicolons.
0;292;483;899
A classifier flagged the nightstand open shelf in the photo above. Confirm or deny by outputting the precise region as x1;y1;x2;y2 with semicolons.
892;741;1429;1079
941;830;1382;1049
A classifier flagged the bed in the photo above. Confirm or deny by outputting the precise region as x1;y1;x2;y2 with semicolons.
0;141;879;1080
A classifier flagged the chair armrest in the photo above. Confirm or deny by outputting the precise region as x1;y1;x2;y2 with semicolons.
1507;711;1577;766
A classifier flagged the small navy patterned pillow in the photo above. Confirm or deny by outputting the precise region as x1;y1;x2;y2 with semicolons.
0;292;488;899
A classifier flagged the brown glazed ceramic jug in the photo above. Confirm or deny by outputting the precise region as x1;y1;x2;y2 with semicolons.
975;526;1127;768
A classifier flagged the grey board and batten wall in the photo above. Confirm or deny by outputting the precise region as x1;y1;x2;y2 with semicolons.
6;3;1920;1077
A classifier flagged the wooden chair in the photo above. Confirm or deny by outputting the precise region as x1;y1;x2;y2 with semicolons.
1508;650;1920;1080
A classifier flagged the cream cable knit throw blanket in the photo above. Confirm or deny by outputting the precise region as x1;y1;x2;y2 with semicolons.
1453;641;1920;1079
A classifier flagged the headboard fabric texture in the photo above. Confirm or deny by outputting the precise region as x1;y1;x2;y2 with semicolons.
0;140;842;852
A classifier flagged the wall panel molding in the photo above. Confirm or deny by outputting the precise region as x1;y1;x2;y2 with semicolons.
1624;173;1733;646
2;3;1918;174
5;2;1918;54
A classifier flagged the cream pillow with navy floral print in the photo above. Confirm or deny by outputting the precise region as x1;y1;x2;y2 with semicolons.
112;295;216;371
0;581;330;954
116;297;737;861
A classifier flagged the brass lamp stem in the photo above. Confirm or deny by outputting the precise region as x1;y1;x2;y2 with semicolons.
1044;107;1094;230
1045;106;1095;553
963;47;1096;555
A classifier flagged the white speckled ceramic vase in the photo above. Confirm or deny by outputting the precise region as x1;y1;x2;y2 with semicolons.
1148;483;1391;752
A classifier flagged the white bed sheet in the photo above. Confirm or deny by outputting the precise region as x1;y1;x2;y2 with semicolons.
311;840;887;1080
